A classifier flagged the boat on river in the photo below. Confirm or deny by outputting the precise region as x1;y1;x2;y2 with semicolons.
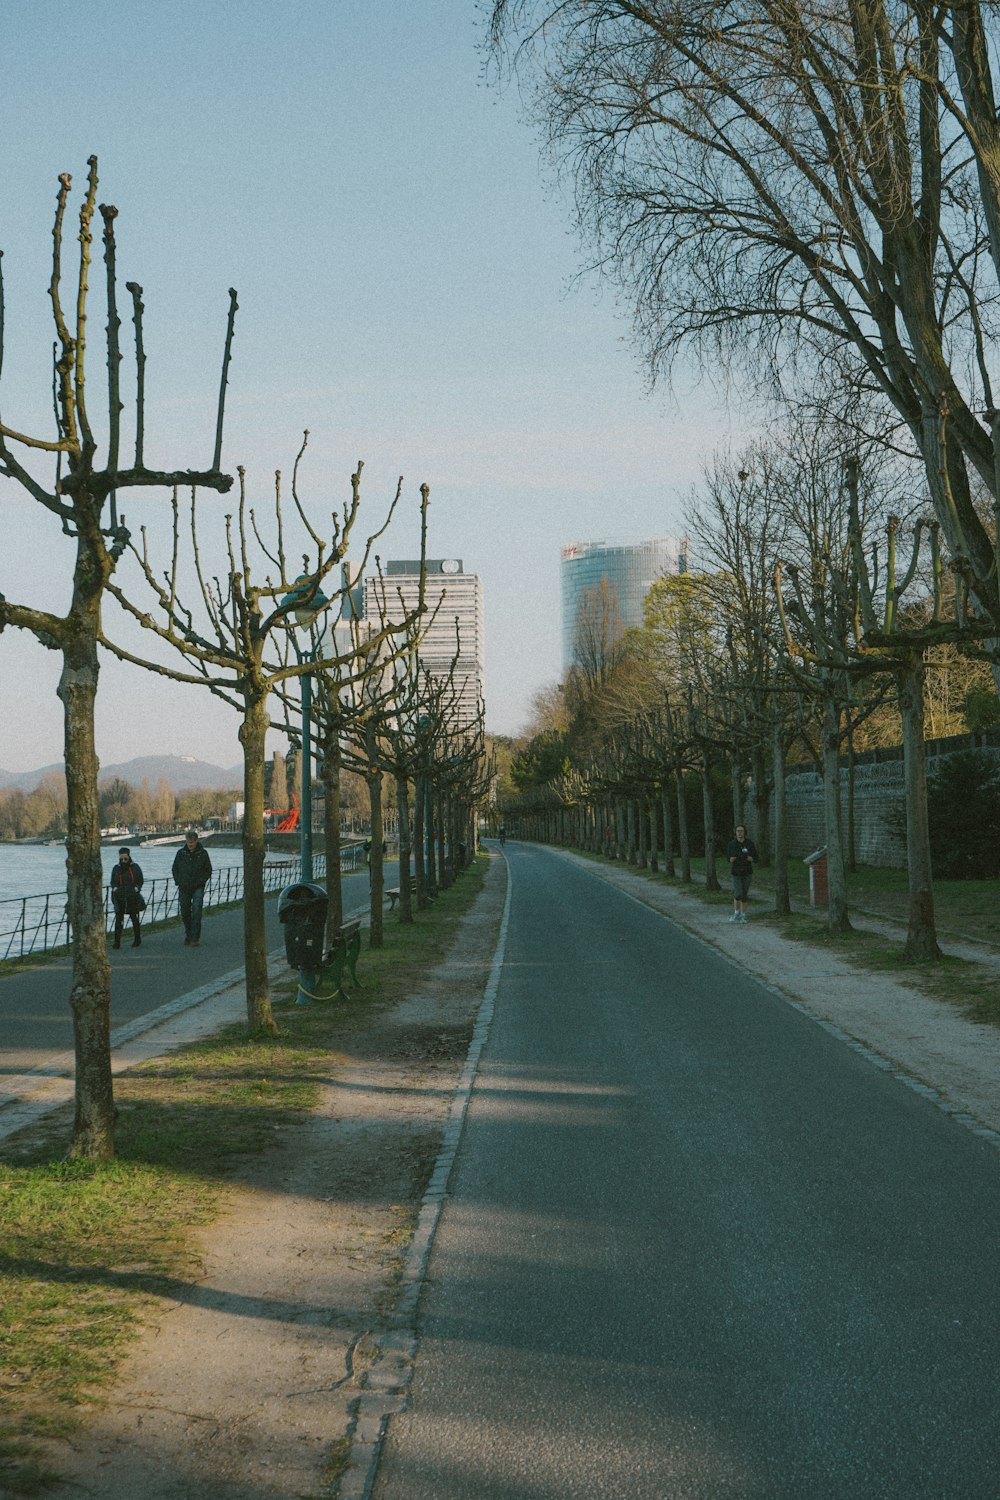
139;830;215;848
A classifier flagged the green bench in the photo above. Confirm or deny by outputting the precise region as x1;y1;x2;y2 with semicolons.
326;918;362;1000
386;876;420;911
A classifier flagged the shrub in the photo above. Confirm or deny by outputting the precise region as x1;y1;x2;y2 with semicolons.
923;751;1000;879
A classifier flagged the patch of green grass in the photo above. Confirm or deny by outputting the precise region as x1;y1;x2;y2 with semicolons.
0;1157;213;1493
758;904;1000;1025
319;1434;353;1493
0;855;489;1495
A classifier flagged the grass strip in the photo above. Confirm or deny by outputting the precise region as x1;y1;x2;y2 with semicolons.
0;855;488;1496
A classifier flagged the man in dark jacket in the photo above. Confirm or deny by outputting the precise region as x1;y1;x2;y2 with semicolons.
172;830;212;946
110;847;144;949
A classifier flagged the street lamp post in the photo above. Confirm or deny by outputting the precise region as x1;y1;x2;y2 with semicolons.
300;663;314;883
280;575;331;1005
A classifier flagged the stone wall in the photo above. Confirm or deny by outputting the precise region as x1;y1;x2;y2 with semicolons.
746;727;1000;869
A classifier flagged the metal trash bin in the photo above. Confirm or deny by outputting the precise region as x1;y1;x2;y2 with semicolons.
278;882;329;968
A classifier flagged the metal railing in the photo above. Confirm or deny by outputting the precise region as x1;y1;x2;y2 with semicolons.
0;843;369;962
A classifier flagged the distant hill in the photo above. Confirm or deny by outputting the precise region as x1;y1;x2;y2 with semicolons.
0;755;243;794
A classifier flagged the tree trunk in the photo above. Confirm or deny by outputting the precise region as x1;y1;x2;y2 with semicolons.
240;692;279;1033
437;791;448;887
730;755;743;829
368;768;385;947
414;770;428;906
425;777;439;898
661;780;676;877
897;656;941;961
626;798;637;864
821;696;852;933
772;720;790;916
322;732;343;938
61;586;115;1159
615;798;626;860
702;761;720;891
648;792;659;872
676;774;691;882
751;744;771;865
846;714;858;875
396;772;414;923
637;797;648;868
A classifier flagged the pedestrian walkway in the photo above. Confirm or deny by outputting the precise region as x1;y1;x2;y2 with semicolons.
0;866;383;1143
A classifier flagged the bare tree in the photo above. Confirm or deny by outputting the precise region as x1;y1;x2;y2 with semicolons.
490;2;1000;652
0;160;235;1158
685;452;794;862
308;517;432;943
572;577;624;690
773;441;941;936
104;451;415;1030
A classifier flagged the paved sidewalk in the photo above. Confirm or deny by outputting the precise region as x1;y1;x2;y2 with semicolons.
0;866;382;1143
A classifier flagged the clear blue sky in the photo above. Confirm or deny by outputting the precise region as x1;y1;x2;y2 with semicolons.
0;0;748;775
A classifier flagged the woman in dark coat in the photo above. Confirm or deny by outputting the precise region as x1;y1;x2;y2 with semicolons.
110;847;145;949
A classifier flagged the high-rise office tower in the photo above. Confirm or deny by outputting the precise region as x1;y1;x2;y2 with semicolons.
362;559;485;729
560;537;686;671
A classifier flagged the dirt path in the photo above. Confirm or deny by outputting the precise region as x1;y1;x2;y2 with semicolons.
46;856;508;1500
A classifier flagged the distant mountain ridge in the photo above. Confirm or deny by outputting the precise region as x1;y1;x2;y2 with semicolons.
0;754;243;794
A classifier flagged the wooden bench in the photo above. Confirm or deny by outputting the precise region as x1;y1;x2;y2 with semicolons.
325;918;362;999
386;876;419;911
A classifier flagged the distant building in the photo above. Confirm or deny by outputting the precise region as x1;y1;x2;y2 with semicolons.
560;537;686;671
361;559;485;731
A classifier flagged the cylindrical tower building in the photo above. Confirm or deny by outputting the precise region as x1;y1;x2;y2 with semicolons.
560;537;686;671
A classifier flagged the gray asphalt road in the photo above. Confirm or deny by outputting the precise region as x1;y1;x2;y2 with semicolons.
0;866;381;1076
374;843;1000;1499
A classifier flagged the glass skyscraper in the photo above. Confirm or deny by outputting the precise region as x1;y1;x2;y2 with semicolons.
560;537;686;671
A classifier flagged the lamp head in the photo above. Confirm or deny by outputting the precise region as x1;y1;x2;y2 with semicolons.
280;573;331;627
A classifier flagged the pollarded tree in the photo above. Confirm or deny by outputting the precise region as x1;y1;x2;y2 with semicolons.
838;452;995;959
0;160;236;1158
304;510;431;940
684;450;795;861
103;447;419;1030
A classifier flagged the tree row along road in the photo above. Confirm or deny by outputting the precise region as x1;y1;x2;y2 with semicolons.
0;866;384;1079
374;843;1000;1500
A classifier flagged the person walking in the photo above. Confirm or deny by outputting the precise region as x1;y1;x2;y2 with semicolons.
172;830;212;946
110;847;145;949
727;824;758;924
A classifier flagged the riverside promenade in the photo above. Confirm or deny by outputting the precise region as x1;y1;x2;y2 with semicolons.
0;864;387;1141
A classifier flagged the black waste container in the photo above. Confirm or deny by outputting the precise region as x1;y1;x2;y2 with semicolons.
278;882;328;969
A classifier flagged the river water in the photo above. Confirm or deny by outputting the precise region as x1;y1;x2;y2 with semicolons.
0;843;263;906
